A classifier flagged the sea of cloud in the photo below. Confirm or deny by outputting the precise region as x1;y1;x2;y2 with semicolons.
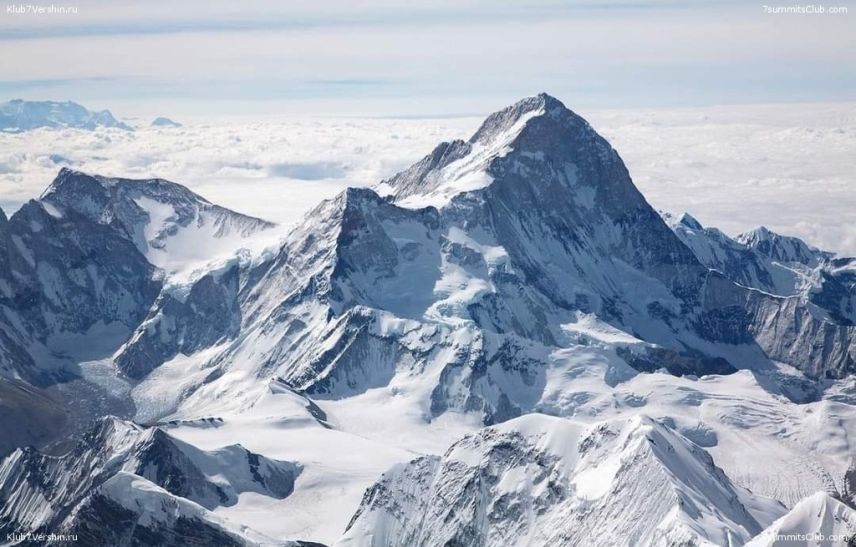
1;102;854;255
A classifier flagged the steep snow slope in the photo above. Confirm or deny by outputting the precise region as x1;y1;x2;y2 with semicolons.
745;492;856;547
338;414;784;547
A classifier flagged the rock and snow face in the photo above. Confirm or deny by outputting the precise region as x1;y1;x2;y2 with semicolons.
663;212;810;297
0;173;162;384
64;472;283;547
664;211;855;323
39;168;275;271
121;93;855;428
338;414;784;547
0;417;301;543
0;100;132;133
737;226;832;268
1;93;856;546
0;168;273;382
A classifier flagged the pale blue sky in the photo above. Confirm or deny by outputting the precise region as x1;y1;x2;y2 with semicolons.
0;0;854;118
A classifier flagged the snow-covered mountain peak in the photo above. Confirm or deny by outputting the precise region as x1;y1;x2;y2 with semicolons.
676;211;704;231
737;225;830;266
38;168;275;271
151;116;182;128
0;99;132;132
338;414;784;546
467;92;564;145
381;92;612;209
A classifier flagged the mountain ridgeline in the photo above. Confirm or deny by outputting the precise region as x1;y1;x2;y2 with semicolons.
0;99;132;132
0;94;854;424
1;93;855;546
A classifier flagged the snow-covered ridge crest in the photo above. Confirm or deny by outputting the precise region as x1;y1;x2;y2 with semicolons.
39;167;275;272
381;93;583;208
745;492;856;547
338;413;785;547
737;225;833;267
663;210;856;326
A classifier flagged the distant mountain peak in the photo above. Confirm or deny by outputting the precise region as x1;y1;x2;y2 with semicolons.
737;225;831;265
151;116;182;128
677;212;704;230
0;99;132;132
43;167;194;203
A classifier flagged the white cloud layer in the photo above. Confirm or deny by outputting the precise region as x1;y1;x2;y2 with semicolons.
0;101;854;256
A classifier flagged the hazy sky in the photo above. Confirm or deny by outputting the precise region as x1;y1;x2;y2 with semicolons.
1;0;854;118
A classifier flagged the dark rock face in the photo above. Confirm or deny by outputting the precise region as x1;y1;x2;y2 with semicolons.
0;167;272;382
0;377;67;457
0;188;161;383
616;346;736;377
116;265;243;379
468;97;706;318
810;265;856;326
